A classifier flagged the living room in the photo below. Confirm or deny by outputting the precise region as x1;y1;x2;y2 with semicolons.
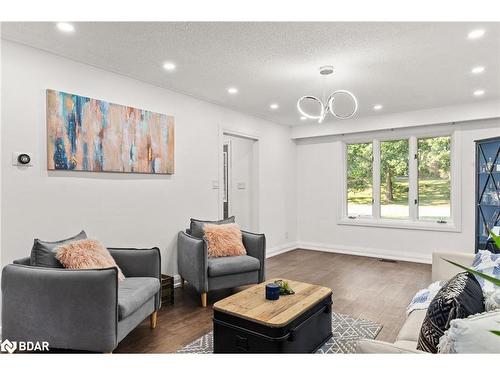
1;1;500;373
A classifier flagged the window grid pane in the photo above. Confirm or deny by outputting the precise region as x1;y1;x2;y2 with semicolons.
380;139;409;219
417;136;451;221
347;142;373;218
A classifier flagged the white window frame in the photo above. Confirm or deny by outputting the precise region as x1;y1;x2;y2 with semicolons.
338;125;461;232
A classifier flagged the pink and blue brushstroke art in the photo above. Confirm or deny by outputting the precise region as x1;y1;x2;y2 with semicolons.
46;89;175;174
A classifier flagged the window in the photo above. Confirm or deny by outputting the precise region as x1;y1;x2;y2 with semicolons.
417;136;451;221
380;139;409;219
347;142;373;218
343;133;455;229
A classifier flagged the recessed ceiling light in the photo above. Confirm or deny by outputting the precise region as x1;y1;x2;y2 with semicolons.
300;116;307;120
56;22;75;33
471;66;485;74
373;104;383;111
227;87;238;95
468;29;485;40
270;103;279;110
473;89;485;97
162;62;176;72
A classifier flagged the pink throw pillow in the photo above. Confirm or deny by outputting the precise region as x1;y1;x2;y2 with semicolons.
55;239;125;281
203;223;247;258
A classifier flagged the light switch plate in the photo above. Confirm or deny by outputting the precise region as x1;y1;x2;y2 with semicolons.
212;180;220;189
237;182;246;189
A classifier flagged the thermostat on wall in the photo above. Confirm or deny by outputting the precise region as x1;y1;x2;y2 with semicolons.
12;152;33;167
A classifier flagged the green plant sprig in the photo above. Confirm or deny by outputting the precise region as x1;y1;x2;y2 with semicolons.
443;259;500;287
488;230;500;250
273;280;295;295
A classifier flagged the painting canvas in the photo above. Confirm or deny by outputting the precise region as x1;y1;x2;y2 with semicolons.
46;89;174;174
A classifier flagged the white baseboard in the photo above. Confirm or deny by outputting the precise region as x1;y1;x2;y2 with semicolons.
266;242;297;258
296;241;432;264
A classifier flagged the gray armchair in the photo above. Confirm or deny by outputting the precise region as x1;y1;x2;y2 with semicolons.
1;247;161;353
177;229;266;307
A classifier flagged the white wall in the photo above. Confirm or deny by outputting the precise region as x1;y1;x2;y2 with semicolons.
0;41;298;275
296;118;500;263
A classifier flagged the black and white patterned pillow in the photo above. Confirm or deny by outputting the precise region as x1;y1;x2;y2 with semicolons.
417;272;485;353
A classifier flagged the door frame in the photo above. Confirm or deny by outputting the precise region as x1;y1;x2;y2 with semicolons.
218;127;260;232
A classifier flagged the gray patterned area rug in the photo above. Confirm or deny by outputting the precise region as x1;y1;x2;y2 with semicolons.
177;311;382;354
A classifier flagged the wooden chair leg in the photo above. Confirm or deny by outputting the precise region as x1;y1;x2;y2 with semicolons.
201;292;207;307
150;310;157;329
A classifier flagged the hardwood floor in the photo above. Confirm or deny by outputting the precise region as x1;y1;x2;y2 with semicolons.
115;249;431;353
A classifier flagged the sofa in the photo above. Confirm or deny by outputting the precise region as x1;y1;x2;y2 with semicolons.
1;247;161;353
356;251;476;353
178;228;266;307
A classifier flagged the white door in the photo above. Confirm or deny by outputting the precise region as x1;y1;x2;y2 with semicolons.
223;134;257;232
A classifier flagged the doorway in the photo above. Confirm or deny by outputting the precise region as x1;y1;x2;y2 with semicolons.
221;133;258;232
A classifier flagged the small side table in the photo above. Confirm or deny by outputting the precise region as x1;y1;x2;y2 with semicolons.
161;274;174;305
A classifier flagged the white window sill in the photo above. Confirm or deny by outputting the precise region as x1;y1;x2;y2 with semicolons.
338;217;461;232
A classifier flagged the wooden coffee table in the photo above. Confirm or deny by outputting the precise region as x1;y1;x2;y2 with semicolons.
213;279;333;353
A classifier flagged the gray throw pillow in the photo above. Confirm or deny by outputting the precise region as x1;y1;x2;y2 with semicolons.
189;217;235;238
30;230;87;267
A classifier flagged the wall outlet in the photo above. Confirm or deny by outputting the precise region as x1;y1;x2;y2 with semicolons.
211;180;220;189
12;152;33;167
284;231;289;240
237;182;246;189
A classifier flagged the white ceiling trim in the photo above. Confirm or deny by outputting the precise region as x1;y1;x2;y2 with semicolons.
291;100;500;139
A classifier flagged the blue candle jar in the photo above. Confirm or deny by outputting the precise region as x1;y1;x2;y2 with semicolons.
265;283;280;300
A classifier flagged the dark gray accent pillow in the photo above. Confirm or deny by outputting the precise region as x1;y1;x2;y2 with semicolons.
189;217;235;239
417;272;485;353
30;230;87;268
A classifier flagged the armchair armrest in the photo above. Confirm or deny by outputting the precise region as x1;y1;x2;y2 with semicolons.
431;251;475;282
177;231;208;293
1;264;118;353
108;247;161;279
242;230;266;282
108;247;162;310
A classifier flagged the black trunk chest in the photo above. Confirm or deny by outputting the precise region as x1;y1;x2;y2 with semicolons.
213;294;332;353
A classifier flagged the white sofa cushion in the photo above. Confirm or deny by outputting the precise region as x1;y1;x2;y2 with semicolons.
393;340;420;351
438;310;500;353
396;309;427;342
356;339;424;354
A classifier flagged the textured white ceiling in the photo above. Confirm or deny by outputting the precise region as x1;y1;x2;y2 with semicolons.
2;22;499;126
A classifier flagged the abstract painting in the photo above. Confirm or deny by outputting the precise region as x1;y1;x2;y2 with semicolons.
46;89;174;174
